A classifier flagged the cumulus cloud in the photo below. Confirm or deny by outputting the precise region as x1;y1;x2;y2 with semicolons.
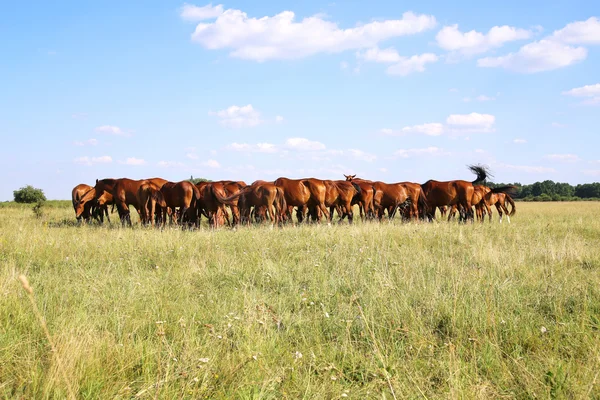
356;47;438;76
74;138;98;146
544;154;581;162
275;115;284;123
344;149;377;162
95;125;131;136
183;5;436;61
513;138;527;144
226;142;278;153
476;95;495;101
209;104;262;128
202;159;221;168
381;123;444;136
562;83;600;105
186;153;199;160
394;147;448;158
446;112;495;133
477;18;600;73
180;3;224;21
121;157;146;166
285;137;326;151
436;24;532;55
73;156;112;166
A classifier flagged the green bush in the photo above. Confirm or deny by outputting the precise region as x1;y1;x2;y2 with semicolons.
13;185;47;203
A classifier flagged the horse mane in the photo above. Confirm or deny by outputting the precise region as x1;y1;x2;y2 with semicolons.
467;164;492;184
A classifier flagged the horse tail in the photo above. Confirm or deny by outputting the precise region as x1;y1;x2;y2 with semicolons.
275;187;287;217
350;181;362;197
468;164;490;184
418;186;428;218
211;184;247;206
491;185;518;196
505;194;516;216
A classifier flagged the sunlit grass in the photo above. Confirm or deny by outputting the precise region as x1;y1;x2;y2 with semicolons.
1;202;600;398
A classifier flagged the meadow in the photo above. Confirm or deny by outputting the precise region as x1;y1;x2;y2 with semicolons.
1;202;600;399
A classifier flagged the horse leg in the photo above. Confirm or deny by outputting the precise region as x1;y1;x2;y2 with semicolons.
496;203;504;223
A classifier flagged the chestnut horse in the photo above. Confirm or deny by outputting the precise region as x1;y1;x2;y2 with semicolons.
211;182;287;225
480;191;516;223
274;177;330;223
160;181;200;227
137;181;166;226
198;181;231;228
74;182;113;223
421;165;490;222
343;175;376;221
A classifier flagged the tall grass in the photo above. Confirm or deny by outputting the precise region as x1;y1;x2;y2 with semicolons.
1;203;600;398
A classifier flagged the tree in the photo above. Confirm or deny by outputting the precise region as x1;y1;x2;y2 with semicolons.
13;185;47;203
188;175;212;184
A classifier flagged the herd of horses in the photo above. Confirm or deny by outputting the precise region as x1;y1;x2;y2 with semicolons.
71;165;517;228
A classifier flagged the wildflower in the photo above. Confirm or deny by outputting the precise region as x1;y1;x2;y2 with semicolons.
294;351;303;359
541;326;548;334
199;358;209;363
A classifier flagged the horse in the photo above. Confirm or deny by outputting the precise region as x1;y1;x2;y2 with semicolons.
274;177;330;223
198;181;231;228
160;181;200;227
421;165;490;223
218;180;247;226
96;178;168;226
73;181;113;223
343;175;376;221
480;191;517;223
72;184;95;222
137;181;167;226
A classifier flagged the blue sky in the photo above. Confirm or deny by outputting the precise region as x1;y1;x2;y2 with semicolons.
1;0;599;200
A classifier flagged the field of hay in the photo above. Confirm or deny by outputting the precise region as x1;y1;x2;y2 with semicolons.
1;202;600;399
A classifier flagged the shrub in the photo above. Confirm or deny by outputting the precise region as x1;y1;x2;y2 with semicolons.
13;185;47;203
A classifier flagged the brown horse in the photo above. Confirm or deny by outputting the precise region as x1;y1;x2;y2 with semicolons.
218;180;247;226
74;181;114;223
343;175;376;221
397;182;428;221
198;181;231;228
480;191;516;223
72;184;94;222
447;185;490;222
421;165;490;222
97;178;168;226
160;181;200;227
137;181;166;226
274;177;330;223
212;182;287;225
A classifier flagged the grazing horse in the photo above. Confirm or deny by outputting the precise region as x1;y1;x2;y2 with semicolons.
219;180;247;226
198;181;231;228
160;181;200;227
371;182;409;221
480;191;517;223
73;183;112;223
343;175;376;221
211;182;287;225
447;185;490;222
137;181;166;226
97;178;168;226
421;165;490;222
397;182;428;221
274;177;330;223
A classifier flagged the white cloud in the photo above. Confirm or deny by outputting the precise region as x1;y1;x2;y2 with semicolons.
436;24;532;55
340;61;349;70
583;169;600;176
544;154;581;162
345;149;377;162
386;53;438;76
74;138;98;146
95;125;131;136
357;46;402;63
513;138;527;144
477;40;587;73
357;47;438;76
209;104;262;128
158;160;184;168
446;112;495;132
186;153;199;160
180;3;224;21
382;123;444;136
202;159;221;168
476;95;495;101
501;164;556;173
73;156;112;166
448;88;459;93
275;115;284;123
285;137;326;151
226;142;278;153
122;157;146;166
185;7;437;61
394;147;448;158
476;18;598;73
550;17;600;45
562;83;600;105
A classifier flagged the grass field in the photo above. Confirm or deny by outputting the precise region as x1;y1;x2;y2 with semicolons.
1;202;600;399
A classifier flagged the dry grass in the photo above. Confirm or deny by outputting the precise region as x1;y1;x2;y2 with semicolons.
1;202;600;398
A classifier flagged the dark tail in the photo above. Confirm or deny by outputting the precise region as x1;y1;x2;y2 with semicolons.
275;187;287;217
468;164;491;184
211;184;248;206
491;185;518;196
418;186;428;217
505;194;516;216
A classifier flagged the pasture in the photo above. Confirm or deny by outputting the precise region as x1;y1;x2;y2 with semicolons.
1;202;600;399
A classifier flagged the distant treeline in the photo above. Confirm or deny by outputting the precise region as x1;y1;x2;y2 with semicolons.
488;181;600;201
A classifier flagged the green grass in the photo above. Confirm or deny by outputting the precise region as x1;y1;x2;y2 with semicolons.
1;202;600;398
